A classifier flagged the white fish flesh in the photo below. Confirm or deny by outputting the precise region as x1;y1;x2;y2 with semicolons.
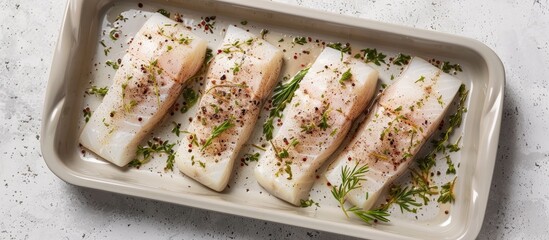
80;14;208;167
325;57;462;210
175;26;283;191
255;47;379;205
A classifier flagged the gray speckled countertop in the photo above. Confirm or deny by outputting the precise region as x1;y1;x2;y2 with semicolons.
1;0;548;239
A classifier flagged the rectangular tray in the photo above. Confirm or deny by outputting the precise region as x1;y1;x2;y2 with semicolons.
41;0;505;239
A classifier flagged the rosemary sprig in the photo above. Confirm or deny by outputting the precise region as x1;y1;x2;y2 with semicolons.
331;163;391;224
380;185;422;213
86;86;108;97
263;68;310;140
331;163;369;217
347;206;390;223
201;117;235;151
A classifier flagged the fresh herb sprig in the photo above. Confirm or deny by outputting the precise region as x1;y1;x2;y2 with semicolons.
411;84;468;203
129;139;176;171
331;163;391;224
380;185;422;213
437;177;457;203
263;68;310;140
201;117;235;151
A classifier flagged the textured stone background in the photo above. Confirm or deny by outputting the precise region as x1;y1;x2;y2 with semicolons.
1;0;548;239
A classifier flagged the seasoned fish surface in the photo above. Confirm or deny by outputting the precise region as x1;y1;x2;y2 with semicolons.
80;14;208;167
175;26;283;191
325;57;462;209
255;47;379;205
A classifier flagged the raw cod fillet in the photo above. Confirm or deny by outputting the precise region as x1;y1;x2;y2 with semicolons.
80;14;208;167
175;26;283;191
255;47;379;205
325;57;462;210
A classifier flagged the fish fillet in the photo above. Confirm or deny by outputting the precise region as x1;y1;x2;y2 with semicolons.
255;47;379;205
325;57;462;209
175;26;283;191
80;14;208;167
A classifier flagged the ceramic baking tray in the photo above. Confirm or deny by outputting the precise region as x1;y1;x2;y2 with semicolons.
41;0;504;239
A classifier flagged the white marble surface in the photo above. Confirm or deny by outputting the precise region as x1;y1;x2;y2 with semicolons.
1;0;548;239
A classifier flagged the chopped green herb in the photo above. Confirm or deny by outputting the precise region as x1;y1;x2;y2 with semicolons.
300;199;319;208
392;53;411;66
445;155;456;174
157;9;170;18
83;107;92;123
242;152;260;166
231;61;242;75
171;122;182;137
293;36;307;45
358;48;386;66
260;29;269;39
440;61;463;74
415;76;425;83
327;42;351;60
103;47;112;56
115;14;128;22
86;86;108;97
105;60;119;70
109;29;120;41
318;106;331;130
437;177;457;203
300;123;316;133
339;68;352;85
180;87;199;113
204;48;213;64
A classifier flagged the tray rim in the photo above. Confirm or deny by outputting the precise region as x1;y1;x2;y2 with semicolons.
40;0;505;239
